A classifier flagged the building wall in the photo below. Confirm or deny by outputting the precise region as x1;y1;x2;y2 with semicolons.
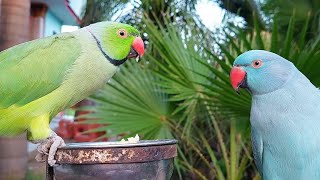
44;10;62;37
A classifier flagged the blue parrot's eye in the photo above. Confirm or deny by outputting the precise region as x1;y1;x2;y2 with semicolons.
252;60;263;68
117;29;128;38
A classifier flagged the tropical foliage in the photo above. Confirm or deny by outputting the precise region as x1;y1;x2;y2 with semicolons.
81;0;320;179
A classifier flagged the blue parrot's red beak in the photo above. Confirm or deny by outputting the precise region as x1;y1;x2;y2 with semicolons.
230;66;247;93
127;37;145;62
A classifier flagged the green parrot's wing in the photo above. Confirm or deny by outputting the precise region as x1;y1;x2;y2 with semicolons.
0;33;81;109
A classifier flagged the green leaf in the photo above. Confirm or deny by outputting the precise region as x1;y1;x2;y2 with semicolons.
282;10;296;58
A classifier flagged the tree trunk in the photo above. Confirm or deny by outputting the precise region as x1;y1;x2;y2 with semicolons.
0;0;30;179
0;0;30;49
0;135;28;180
29;3;47;40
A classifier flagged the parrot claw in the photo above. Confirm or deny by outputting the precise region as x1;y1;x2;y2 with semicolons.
48;159;57;167
47;135;65;166
35;153;46;162
37;142;50;155
35;132;66;166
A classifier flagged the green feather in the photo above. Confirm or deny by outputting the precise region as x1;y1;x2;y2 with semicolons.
0;34;80;108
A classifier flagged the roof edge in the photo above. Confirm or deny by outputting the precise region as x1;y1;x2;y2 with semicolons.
64;0;82;25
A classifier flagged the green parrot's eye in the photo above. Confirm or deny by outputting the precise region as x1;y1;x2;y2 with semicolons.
117;29;128;38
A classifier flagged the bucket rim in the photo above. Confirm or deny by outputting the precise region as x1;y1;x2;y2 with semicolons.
60;139;178;149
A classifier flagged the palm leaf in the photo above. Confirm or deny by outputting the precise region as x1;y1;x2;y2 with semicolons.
83;61;173;139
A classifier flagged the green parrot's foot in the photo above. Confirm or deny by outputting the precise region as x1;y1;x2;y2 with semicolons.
34;132;66;166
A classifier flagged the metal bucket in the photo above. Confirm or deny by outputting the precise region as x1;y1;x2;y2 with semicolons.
51;139;178;180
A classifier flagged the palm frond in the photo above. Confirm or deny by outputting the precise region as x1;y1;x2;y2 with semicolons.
84;62;173;139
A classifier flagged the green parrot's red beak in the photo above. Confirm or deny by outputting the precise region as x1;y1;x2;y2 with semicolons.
127;37;144;62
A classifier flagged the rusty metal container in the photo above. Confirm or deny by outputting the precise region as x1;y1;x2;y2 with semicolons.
52;139;177;180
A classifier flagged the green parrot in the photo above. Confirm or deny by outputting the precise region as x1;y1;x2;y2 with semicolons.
0;21;144;166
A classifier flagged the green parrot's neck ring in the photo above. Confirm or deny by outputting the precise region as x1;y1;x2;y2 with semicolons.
86;28;127;66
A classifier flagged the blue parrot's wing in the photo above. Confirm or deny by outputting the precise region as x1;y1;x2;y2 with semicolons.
0;33;81;109
251;127;263;175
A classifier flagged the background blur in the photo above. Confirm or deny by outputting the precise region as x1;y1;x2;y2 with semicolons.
0;0;319;179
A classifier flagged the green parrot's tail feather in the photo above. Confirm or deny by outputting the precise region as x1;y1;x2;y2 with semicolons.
0;105;31;136
0;96;54;140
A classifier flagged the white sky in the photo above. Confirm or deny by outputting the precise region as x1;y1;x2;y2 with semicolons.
196;0;224;30
69;0;86;18
61;25;79;32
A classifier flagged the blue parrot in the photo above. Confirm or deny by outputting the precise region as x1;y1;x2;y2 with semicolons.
230;50;320;179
